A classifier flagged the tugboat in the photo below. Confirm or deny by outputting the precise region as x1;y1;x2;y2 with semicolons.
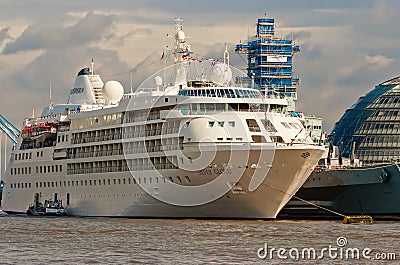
26;198;67;216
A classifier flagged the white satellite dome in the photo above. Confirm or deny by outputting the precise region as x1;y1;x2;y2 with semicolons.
210;63;232;85
154;76;163;86
102;80;124;104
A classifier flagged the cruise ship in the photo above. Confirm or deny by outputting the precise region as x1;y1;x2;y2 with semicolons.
2;18;324;218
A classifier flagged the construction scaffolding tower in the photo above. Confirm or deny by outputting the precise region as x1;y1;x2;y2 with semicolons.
236;17;300;110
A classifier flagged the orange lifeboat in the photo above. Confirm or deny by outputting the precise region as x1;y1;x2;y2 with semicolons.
21;123;56;141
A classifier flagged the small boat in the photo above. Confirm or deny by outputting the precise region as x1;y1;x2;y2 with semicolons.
21;123;57;141
0;181;5;215
0;209;7;216
26;199;67;216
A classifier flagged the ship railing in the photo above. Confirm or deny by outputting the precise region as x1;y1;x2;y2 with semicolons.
145;129;162;137
123;147;147;154
67;161;179;175
71;134;123;144
68;165;131;175
72;150;124;158
161;128;179;134
122;132;147;138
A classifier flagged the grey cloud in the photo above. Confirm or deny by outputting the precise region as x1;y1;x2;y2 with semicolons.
105;28;152;46
2;12;116;54
286;31;311;42
0;27;13;46
300;43;322;60
3;12;129;104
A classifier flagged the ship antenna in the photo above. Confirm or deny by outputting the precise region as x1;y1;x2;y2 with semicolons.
2;135;4;178
49;75;52;103
91;58;94;75
224;43;230;67
130;71;133;94
173;17;184;63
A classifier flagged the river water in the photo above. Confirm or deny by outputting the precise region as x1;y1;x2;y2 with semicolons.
0;215;398;264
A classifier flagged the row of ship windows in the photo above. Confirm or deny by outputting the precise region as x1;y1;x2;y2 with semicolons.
70;113;123;130
71;126;122;144
124;104;286;124
14;151;44;161
71;121;180;145
178;88;261;99
68;138;184;159
57;135;69;143
67;101;288;133
216;137;243;141
305;125;322;130
8;176;192;189
67;157;178;175
176;103;285;114
124;109;160;123
208;121;235;127
281;121;302;130
123;121;180;137
10;165;63;176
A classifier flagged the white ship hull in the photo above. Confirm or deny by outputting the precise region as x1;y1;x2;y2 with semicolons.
2;145;323;218
2;18;325;219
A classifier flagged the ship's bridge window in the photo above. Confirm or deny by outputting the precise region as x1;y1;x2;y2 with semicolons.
289;122;300;129
184;103;269;114
281;122;291;129
178;88;261;99
270;104;285;113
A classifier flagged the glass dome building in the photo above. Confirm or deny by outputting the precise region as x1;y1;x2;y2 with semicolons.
329;76;400;163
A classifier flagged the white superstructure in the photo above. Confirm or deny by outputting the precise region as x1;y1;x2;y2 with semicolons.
2;18;324;218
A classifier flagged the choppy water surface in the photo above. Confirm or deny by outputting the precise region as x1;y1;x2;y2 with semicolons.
0;215;398;264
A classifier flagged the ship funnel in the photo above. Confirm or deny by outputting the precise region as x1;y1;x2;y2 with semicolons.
67;67;105;105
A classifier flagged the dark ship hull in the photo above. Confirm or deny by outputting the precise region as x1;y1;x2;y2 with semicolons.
279;163;400;219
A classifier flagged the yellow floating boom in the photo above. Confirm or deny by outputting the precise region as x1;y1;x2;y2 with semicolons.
343;215;373;224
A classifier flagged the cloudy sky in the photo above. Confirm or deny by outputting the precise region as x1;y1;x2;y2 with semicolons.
1;0;400;141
